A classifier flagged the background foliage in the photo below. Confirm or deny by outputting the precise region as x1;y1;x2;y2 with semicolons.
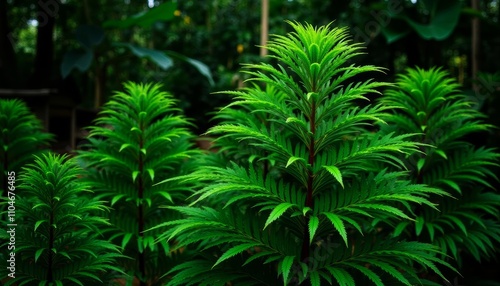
1;0;499;134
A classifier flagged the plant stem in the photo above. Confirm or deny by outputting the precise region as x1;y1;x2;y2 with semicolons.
2;151;7;199
47;210;54;283
138;126;146;286
301;100;316;274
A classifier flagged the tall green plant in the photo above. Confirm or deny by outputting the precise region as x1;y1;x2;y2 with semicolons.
0;99;53;197
154;22;455;285
1;153;122;285
379;67;500;269
78;82;196;286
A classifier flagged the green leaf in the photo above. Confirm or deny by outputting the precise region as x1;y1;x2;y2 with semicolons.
132;171;140;183
302;207;312;216
213;243;260;268
75;25;104;49
165;51;214;85
309;270;321;286
111;194;127;206
308;216;319;244
115;43;173;70
393;221;409;237
280;256;295;285
286;156;304;168
35;248;45;262
34;220;46;231
417;158;425;172
346;263;383;286
381;19;411;43
324;165;344;188
439;179;461;193
417;111;427;122
323;213;348;246
264;203;295;229
119;143;132;152
122;233;133;249
103;2;177;29
147;168;155;181
435;149;447;159
415;216;425;236
158;191;173;203
61;50;93;78
405;0;462;40
326;266;355;286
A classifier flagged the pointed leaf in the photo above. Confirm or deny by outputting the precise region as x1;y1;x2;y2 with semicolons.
435;149;447;159
147;168;154;181
324;165;344;188
415;216;425;236
122;233;133;249
213;243;260;268
308;216;319;244
309;270;320;286
286;156;304;168
264;203;295;229
439;179;461;193
323;213;348;246
417;158;425;172
35;248;45;262
34;220;46;231
116;43;173;70
132;171;140;183
280;256;295;285
119;143;132;152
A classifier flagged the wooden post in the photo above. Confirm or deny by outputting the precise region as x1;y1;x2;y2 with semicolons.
260;0;269;57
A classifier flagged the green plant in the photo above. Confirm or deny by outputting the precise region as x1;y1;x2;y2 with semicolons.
154;22;455;285
0;153;122;285
379;67;500;271
0;99;53;197
77;82;196;286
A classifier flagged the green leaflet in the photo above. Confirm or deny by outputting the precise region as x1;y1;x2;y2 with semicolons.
264;202;296;229
324;165;344;188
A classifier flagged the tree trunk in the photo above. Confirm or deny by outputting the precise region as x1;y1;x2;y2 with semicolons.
0;0;16;87
32;2;56;88
260;0;269;57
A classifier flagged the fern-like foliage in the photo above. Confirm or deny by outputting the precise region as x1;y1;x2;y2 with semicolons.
0;99;53;197
77;82;196;285
0;153;122;285
379;67;500;267
155;22;455;286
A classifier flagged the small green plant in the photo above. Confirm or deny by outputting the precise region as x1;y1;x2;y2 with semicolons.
0;99;53;197
78;82;196;285
155;22;455;285
1;153;122;285
379;67;500;273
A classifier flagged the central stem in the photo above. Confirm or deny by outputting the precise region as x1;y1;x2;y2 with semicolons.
138;127;146;286
301;100;316;270
47;210;54;282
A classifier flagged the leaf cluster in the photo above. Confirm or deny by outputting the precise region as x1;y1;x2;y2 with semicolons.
380;67;500;267
0;99;53;196
77;82;197;284
1;153;122;286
